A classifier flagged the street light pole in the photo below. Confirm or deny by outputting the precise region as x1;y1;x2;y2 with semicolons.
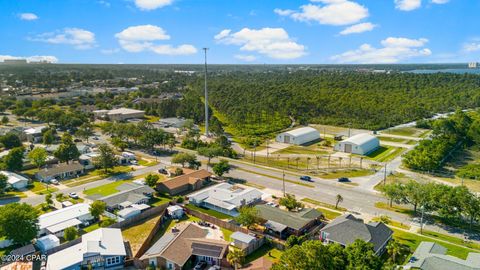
420;205;425;234
383;163;387;186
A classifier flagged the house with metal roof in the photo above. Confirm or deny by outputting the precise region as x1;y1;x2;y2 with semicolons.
255;205;322;239
93;107;145;121
140;222;229;269
156;169;211;196
404;242;480;270
334;133;380;155
276;127;321;145
38;203;94;237
188;183;263;217
46;228;127;270
230;232;263;255
319;214;393;255
96;183;154;211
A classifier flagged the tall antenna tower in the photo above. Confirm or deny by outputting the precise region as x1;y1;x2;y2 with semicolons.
203;47;209;137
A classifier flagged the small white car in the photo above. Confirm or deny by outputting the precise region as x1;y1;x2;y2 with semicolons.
69;192;79;199
50;179;59;185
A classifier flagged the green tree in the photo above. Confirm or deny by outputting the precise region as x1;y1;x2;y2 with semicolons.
27;147;48;169
89;200;106;220
45;193;53;208
42;129;55;145
279;194;303;211
285;235;307;249
63;226;78;241
386;239;408;265
75;123;94;142
0;203;39;244
468;120;480;144
171;152;197;168
198;146;223;169
235;206;260;229
111;137;128;151
3;147;25;171
54;133;80;164
0;174;8;194
227;248;245;270
0;133;21;149
145;174;160;187
1;116;9;125
94;144;117;173
381;182;406;207
272;240;336;270
212;160;231;177
344;239;381;270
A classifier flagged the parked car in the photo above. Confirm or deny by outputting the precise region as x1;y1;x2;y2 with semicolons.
92;137;99;140
194;261;207;270
266;202;279;207
69;192;79;199
338;177;350;182
73;139;82;142
130;160;138;165
300;175;313;182
158;168;168;174
207;266;221;270
50;179;59;185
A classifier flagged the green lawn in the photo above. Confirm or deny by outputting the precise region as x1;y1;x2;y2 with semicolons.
184;203;233;220
421;230;480;251
377;136;417;145
275;144;329;155
371;216;411;230
374;172;412;192
149;195;172;206
220;227;233;241
383;127;424;137
82;223;101;233
392;228;476;260
63;166;134;187
28;181;59;195
301;198;347;211
319;208;342;220
245;244;283;264
236;167;314;188
374;201;415;216
365;146;404;162
138;158;158;167
83;180;133;197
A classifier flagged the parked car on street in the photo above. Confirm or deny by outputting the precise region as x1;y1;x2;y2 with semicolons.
158;168;168;174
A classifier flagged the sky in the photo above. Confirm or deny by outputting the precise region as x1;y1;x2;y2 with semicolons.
0;0;478;64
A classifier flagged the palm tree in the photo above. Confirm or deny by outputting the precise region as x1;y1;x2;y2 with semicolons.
387;240;407;264
335;194;343;209
306;157;311;170
295;157;300;169
227;248;245;270
316;156;321;169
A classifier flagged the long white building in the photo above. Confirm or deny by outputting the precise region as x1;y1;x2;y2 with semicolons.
276;127;321;145
334;133;380;155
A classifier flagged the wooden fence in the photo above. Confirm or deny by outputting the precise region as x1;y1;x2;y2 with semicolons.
184;208;249;234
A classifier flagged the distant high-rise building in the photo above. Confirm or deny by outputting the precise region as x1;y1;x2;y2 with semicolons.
2;59;27;65
468;62;478;69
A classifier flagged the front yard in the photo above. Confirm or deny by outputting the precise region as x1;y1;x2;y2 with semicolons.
83;179;134;197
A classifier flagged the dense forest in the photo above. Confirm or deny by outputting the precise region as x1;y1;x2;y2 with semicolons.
198;71;480;135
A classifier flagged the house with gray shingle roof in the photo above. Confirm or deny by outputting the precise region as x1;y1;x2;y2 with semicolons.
97;183;154;211
255;204;322;239
319;214;393;255
404;242;480;270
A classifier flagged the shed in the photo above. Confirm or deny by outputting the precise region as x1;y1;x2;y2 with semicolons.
334;133;380;155
276;127;320;145
0;171;29;190
167;205;184;219
36;234;60;253
117;207;141;219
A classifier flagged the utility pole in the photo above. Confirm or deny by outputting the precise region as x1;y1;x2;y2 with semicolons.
420;205;425;234
383;163;387;186
203;48;209;137
282;171;286;197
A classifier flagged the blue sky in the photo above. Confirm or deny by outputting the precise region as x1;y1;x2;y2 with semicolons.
0;0;478;64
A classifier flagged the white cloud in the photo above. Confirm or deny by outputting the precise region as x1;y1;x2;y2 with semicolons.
0;55;58;63
395;0;421;11
395;0;449;11
115;25;197;56
331;37;431;63
100;48;120;54
97;1;111;7
275;0;369;26
235;55;257;62
19;13;38;21
30;28;96;49
134;0;173;10
339;22;376;35
215;27;306;60
463;42;480;53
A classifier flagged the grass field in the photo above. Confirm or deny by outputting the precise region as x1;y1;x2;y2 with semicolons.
392;228;476;260
64;166;134;187
375;201;415;216
122;214;162;255
318;169;373;179
83;180;133;197
184;203;233;220
377;136;417;145
245;244;283;264
301;198;347;211
383;127;429;137
274;143;330;155
236;167;315;188
365;145;404;162
421;230;480;251
374;172;412;192
28;181;58;195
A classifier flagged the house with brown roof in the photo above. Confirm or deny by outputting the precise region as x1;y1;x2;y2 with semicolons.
156;169;211;195
139;222;229;270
